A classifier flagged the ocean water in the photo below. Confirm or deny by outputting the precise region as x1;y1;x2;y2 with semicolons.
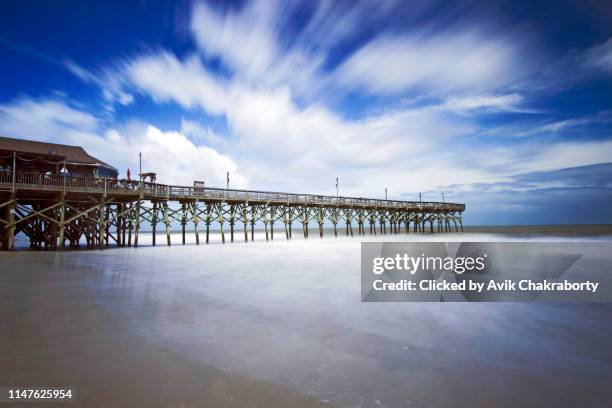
3;230;612;407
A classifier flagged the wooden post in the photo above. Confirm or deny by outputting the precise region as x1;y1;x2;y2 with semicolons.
122;205;127;246
205;204;210;244
152;201;158;246
163;202;171;246
6;196;16;250
105;206;110;247
251;206;255;241
193;202;200;245
98;200;105;250
284;208;289;240
58;194;66;249
181;202;186;245
134;200;141;247
127;203;133;247
220;219;225;244
230;205;235;243
116;204;122;247
242;206;248;242
218;204;225;244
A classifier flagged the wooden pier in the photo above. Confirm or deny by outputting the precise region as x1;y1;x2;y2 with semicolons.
0;172;465;250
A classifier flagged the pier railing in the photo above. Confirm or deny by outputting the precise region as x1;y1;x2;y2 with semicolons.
0;171;465;211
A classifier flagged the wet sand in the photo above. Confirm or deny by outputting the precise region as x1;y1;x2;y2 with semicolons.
0;257;325;408
2;229;612;407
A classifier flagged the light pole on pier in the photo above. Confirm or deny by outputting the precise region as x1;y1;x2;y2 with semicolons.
385;187;388;201
139;152;142;180
442;192;445;203
227;171;230;189
336;177;339;199
419;192;422;206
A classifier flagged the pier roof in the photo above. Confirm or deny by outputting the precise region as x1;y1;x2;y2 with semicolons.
0;136;117;171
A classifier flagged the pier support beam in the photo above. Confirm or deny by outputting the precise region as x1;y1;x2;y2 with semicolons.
134;200;141;247
57;194;66;249
98;200;106;250
251;206;256;241
181;202;186;245
163;202;171;246
205;204;211;244
151;201;158;246
192;202;200;245
229;205;236;243
1;196;16;250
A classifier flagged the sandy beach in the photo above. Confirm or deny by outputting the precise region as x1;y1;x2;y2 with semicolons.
2;229;612;407
0;257;324;408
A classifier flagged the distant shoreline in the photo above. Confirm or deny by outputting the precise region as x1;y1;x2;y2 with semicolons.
462;224;612;236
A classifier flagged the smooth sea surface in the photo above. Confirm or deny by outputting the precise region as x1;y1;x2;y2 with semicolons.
2;227;612;407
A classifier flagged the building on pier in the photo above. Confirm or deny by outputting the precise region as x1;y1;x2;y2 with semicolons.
0;136;118;178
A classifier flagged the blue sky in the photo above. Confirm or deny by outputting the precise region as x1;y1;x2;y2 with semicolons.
1;0;611;225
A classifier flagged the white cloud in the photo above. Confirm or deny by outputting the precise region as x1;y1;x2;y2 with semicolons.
585;37;612;73
513;140;612;174
131;124;246;187
0;97;245;187
439;94;524;114
180;118;226;148
191;1;278;81
0;97;98;136
123;52;229;115
335;30;528;95
190;1;329;102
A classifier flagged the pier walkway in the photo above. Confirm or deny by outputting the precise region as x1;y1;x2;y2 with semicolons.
1;172;465;250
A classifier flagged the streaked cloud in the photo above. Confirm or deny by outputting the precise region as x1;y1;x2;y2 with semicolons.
439;94;525;114
123;52;229;115
335;30;530;95
584;37;612;74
